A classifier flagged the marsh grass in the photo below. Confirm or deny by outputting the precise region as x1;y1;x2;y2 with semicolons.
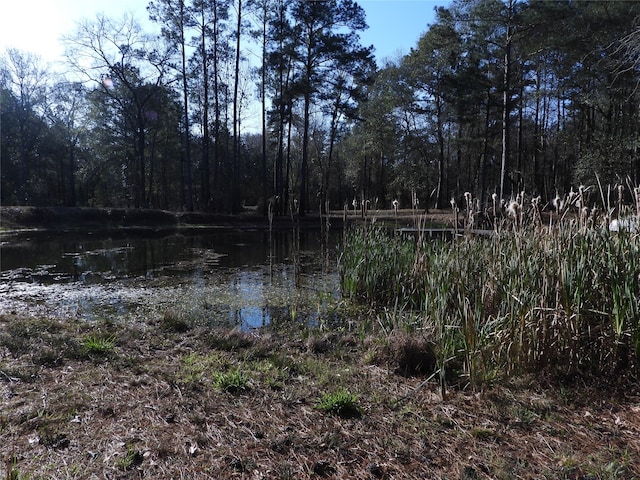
340;224;417;305
204;329;254;351
341;199;640;389
160;311;192;333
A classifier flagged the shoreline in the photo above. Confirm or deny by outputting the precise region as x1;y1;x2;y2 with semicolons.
0;205;453;237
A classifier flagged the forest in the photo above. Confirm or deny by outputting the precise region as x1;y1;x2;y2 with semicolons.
2;0;640;216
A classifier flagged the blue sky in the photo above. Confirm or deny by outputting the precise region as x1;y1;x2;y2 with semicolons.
360;0;446;64
0;0;447;67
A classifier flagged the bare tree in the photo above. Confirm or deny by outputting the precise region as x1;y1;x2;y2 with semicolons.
63;14;172;208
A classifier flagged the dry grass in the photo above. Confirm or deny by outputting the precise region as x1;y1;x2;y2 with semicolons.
1;313;639;479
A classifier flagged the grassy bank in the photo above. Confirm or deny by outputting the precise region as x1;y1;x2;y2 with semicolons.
1;313;639;479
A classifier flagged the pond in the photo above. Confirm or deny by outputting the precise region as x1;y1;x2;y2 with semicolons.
0;228;343;331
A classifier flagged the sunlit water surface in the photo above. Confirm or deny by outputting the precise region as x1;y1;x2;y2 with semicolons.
0;229;342;330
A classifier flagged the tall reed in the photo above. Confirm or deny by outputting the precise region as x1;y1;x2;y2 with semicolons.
339;224;417;306
341;217;640;388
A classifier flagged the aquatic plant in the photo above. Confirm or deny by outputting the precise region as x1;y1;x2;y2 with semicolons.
341;200;640;388
339;224;416;305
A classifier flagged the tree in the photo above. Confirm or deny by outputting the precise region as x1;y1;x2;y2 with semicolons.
404;7;464;208
48;81;91;206
189;0;231;211
289;0;371;215
64;14;172;208
0;49;54;205
342;62;403;207
249;0;272;214
148;0;195;211
266;0;296;215
231;0;245;213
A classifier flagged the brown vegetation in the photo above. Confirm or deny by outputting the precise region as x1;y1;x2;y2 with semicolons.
1;313;639;479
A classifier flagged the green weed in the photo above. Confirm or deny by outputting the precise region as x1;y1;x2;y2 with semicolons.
177;352;221;387
6;457;30;480
117;444;143;470
316;389;362;418
82;334;116;356
213;370;250;393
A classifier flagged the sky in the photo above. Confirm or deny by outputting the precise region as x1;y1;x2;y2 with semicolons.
0;0;448;67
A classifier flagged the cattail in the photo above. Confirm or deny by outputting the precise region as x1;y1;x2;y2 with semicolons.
581;206;589;224
451;197;459;233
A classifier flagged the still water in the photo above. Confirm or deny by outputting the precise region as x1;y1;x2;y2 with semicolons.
0;228;342;330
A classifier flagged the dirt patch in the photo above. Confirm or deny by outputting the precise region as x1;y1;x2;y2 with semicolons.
1;313;638;479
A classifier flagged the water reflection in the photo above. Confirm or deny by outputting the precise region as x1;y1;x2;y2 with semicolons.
0;229;341;330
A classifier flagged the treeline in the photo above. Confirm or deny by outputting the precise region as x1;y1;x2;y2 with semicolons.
1;0;639;214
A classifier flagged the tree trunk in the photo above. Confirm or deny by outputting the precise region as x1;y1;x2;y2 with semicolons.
299;23;314;217
436;94;445;209
212;0;222;211
180;0;193;211
231;0;242;214
200;2;211;210
499;0;513;200
261;0;268;216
